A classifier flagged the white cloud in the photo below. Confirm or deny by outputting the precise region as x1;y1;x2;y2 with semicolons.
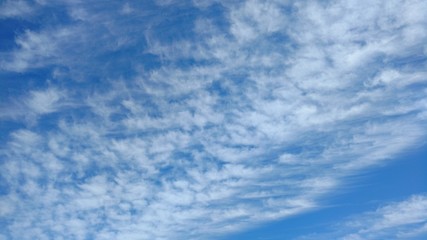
0;27;77;72
0;0;427;239
298;194;427;240
0;87;66;124
26;88;63;114
229;0;286;42
0;0;33;18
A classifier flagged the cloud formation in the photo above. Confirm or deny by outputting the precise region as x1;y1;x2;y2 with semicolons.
297;194;427;240
0;0;426;239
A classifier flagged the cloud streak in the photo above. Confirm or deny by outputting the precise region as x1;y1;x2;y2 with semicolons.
297;194;427;240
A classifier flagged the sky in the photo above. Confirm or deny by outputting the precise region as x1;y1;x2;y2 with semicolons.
0;0;426;240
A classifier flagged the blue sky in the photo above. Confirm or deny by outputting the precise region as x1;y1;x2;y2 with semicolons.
0;0;427;240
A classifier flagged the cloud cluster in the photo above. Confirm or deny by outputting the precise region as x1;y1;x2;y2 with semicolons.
1;0;426;239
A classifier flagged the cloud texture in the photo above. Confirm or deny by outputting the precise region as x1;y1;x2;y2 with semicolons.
0;0;426;239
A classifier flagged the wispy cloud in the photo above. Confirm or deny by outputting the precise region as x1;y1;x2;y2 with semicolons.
0;87;66;124
0;0;34;19
297;194;427;240
0;27;76;72
0;0;426;239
